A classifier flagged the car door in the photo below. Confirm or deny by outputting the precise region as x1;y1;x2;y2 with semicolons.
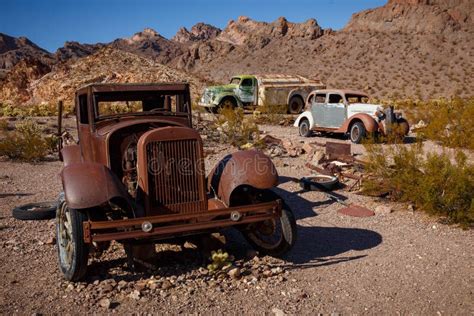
311;93;327;127
237;78;256;104
319;93;346;128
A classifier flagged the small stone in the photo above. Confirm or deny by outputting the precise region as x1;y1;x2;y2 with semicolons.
161;280;173;290
117;280;128;290
272;307;286;316
45;237;56;245
198;267;209;275
374;205;393;215
271;267;283;275
128;290;141;300
262;270;273;278
227;267;241;279
66;284;74;291
98;298;111;309
135;280;147;291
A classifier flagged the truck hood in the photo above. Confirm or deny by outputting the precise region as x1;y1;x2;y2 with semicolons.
205;84;238;93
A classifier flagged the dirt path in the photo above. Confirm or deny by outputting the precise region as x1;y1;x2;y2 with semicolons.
0;127;473;314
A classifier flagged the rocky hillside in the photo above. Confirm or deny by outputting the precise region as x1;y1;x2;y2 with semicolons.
0;0;473;104
0;48;207;106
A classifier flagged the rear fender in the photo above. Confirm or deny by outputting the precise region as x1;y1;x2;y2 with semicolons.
61;162;130;210
339;113;380;133
207;150;279;206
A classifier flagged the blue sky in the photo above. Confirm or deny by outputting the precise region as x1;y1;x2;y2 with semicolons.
1;0;386;52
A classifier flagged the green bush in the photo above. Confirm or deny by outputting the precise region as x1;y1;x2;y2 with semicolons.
0;120;52;161
214;107;261;148
363;142;474;227
0;103;74;117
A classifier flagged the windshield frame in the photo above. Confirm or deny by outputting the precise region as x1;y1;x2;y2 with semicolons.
229;77;241;85
92;90;191;122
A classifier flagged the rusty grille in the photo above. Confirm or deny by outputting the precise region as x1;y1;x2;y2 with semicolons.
146;139;206;214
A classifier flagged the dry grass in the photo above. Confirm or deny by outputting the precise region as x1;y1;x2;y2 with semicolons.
213;107;261;148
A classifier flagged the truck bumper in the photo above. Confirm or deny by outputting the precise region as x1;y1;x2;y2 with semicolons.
83;200;282;243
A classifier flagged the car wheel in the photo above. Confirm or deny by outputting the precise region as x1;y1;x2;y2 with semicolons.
288;96;304;114
349;121;367;144
12;201;57;220
242;190;297;257
56;201;89;281
219;97;237;111
299;119;311;137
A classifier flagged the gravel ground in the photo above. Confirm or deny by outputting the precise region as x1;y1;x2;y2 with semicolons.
0;120;473;314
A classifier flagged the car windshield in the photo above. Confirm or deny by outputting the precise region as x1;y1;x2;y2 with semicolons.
346;94;369;104
93;90;190;120
230;77;241;85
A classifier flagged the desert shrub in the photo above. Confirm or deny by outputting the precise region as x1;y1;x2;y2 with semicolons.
0;120;51;161
0;119;8;131
395;97;474;150
0;103;74;117
214;107;261;148
255;104;288;125
363;142;474;227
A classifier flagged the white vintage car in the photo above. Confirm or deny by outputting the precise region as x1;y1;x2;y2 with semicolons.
294;89;409;143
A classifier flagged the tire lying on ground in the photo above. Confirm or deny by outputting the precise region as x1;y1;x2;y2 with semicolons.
12;201;57;220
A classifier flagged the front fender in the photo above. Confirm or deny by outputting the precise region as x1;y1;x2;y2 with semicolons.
339;113;380;133
216;93;242;107
207;150;279;206
61;162;129;210
294;111;315;129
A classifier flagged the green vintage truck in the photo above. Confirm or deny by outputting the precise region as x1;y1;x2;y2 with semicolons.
199;74;325;114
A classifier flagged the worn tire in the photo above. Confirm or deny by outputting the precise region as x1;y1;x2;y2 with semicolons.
56;201;89;281
12;201;57;220
349;121;367;144
242;190;297;257
288;96;304;114
299;119;311;137
218;97;237;110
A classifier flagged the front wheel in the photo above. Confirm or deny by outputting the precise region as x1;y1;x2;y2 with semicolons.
56;201;89;281
349;121;367;144
299;119;311;137
242;190;296;257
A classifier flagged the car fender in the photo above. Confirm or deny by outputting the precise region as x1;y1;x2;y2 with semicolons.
339;113;380;133
207;150;279;206
61;162;130;210
294;111;315;129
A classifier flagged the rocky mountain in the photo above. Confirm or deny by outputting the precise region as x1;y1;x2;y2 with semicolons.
0;33;53;79
55;41;105;61
345;0;474;33
110;28;184;64
0;47;206;106
172;23;221;43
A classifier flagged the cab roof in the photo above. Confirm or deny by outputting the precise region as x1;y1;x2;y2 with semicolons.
315;89;369;97
75;82;190;95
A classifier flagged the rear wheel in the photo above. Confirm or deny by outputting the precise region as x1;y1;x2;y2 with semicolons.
349;121;367;144
242;190;296;257
288;96;304;114
299;119;311;137
56;201;89;281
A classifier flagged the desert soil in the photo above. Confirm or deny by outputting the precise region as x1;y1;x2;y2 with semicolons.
0;121;473;315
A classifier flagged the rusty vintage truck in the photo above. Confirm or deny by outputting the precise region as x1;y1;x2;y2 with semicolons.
55;83;296;281
199;74;325;114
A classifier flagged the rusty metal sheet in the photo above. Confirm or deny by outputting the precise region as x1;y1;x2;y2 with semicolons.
338;205;375;217
326;142;351;160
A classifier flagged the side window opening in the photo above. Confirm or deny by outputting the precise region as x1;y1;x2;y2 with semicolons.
315;94;326;103
328;94;343;104
241;78;253;87
78;94;89;124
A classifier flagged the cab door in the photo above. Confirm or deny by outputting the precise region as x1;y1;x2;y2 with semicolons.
237;77;256;104
311;93;327;127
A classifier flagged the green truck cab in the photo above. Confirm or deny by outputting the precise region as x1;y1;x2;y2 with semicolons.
199;74;325;114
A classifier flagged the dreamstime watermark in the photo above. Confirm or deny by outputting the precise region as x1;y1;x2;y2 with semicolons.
147;155;276;178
